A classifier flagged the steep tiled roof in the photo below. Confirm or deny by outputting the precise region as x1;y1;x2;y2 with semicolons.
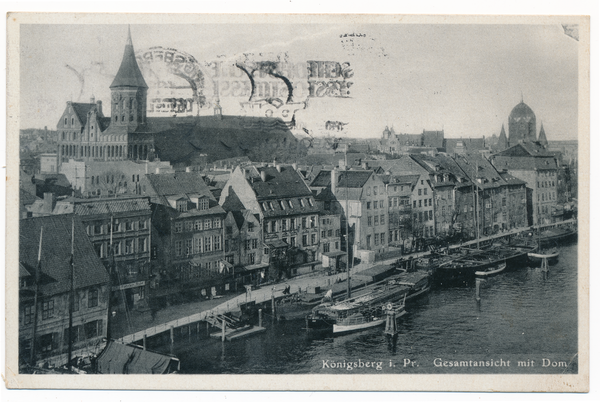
221;188;246;212
71;102;96;127
364;156;428;176
19;215;109;297
73;196;151;216
110;28;148;89
310;170;373;189
453;155;505;190
499;172;526;186
491;155;558;171
20;188;39;206
494;142;553;158
249;166;312;199
422;130;445;148
146;172;215;201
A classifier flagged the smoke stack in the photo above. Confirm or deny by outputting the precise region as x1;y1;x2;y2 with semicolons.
331;169;339;195
260;170;267;182
43;192;56;214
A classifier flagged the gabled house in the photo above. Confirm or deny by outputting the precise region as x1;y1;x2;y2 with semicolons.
19;215;110;368
145;172;228;304
220;164;321;278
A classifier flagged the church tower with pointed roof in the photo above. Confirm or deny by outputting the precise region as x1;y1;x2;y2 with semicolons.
538;122;548;147
497;123;508;151
108;26;148;133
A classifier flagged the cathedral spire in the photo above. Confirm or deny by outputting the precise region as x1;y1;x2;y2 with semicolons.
538;121;548;147
498;123;508;150
110;26;147;89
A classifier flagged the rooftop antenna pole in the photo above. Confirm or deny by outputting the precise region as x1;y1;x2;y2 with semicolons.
345;150;351;299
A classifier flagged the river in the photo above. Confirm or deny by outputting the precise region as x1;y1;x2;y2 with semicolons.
156;242;578;375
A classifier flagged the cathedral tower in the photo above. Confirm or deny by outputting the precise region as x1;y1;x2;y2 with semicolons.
538;122;548;147
109;26;148;132
508;100;537;147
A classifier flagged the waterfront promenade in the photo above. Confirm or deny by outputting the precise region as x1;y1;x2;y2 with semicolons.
116;220;575;345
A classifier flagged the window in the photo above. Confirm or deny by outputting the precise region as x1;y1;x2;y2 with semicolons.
323;242;330;253
204;237;212;252
195;237;202;254
502;198;507;207
204;219;212;230
299;199;304;207
88;289;99;308
247;222;255;232
321;230;326;238
442;206;446;217
374;201;378;210
429;210;433;220
268;202;274;210
311;234;317;245
278;200;285;210
140;237;147;252
84;320;103;339
380;233;385;244
282;220;287;231
125;239;134;254
367;202;371;210
302;217;307;229
374;234;379;245
174;222;183;233
335;241;339;249
302;235;308;246
114;241;121;255
261;203;267;212
288;200;294;208
327;229;333;237
213;218;221;228
418;189;422;196
374;216;379;226
40;333;55;353
310;216;316;228
290;237;296;247
380;215;385;225
175;240;183;256
264;247;269;255
419;212;423;222
389;199;392;208
176;200;187;212
251;239;258;249
419;200;422;208
185;239;192;255
248;253;256;265
368;216;372;226
185;221;193;232
195;220;203;231
290;218;296;230
24;305;34;325
214;235;222;251
393;198;398;207
380;200;384;208
198;198;209;210
367;187;371;196
94;222;103;235
308;198;314;207
374;186;378;196
413;201;417;208
366;235;371;248
270;220;277;232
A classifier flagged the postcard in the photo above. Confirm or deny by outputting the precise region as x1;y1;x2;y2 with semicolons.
5;12;589;392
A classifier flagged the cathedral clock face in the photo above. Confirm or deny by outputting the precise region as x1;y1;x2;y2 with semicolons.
112;92;121;102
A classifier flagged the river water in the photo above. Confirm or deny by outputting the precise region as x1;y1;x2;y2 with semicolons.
161;243;578;375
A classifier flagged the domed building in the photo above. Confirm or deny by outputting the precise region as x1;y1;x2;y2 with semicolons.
508;100;537;146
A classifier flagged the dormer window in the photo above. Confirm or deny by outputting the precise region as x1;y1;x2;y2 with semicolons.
268;201;274;210
287;200;294;208
299;199;304;207
198;198;209;210
261;203;267;212
278;200;285;210
64;117;68;126
71;117;75;126
176;200;188;212
308;198;314;207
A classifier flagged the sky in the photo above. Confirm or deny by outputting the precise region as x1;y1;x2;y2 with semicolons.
20;22;580;141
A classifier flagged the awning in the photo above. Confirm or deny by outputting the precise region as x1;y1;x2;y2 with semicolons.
265;239;289;249
242;262;270;272
96;341;179;374
323;251;346;257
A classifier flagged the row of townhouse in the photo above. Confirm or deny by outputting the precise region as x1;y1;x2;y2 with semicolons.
308;153;530;258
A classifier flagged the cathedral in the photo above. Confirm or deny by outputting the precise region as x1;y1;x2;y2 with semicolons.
497;99;548;151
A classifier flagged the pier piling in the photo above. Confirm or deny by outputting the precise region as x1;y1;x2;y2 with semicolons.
475;278;484;302
221;318;226;342
143;334;147;350
259;309;263;328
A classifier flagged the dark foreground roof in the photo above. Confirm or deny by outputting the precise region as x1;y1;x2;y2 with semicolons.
96;341;178;374
19;215;109;296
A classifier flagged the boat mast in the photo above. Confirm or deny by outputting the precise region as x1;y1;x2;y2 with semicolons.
474;160;480;248
106;216;114;340
29;226;43;367
67;217;75;369
345;150;351;299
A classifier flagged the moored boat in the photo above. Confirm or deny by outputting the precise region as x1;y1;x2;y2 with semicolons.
306;279;410;334
528;248;560;265
475;262;507;278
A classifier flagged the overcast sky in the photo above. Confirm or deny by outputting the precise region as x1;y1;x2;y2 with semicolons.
20;22;579;140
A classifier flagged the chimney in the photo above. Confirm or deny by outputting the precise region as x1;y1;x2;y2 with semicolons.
155;167;161;174
292;163;298;171
185;166;191;173
43;192;56;214
96;100;103;115
260;170;267;182
331;169;339;195
276;164;281;173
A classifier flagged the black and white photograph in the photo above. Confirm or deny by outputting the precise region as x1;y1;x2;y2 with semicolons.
5;11;590;392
